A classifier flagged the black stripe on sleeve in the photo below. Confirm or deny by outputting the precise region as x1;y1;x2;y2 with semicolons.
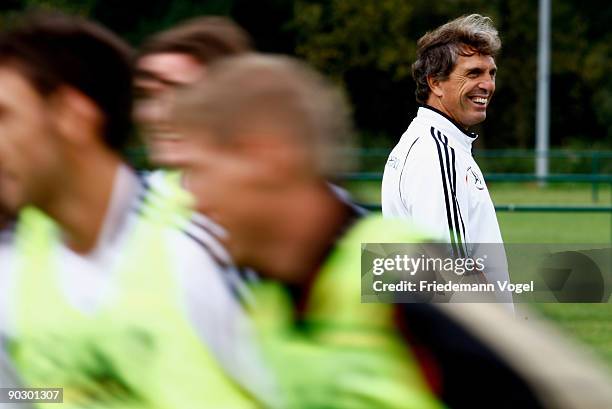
131;176;154;215
184;231;248;302
183;230;228;269
434;130;462;253
450;148;468;256
430;127;458;256
439;131;465;257
190;217;224;244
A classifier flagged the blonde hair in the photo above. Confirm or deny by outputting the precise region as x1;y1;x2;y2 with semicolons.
412;14;501;104
174;54;355;177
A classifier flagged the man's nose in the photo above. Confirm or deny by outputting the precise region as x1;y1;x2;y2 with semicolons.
136;97;172;126
479;78;495;94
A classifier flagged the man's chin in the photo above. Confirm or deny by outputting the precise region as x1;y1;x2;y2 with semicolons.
150;149;188;168
466;112;487;127
0;186;24;217
0;199;22;219
149;140;191;168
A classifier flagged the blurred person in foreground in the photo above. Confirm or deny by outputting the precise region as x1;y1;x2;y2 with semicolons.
133;16;257;239
173;54;612;409
0;12;274;407
381;14;511;305
134;16;252;168
133;17;269;359
173;53;444;409
133;16;361;258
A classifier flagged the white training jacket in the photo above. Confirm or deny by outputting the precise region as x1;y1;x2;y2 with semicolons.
382;106;512;303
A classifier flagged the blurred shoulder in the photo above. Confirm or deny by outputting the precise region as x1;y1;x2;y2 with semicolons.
179;211;232;267
138;170;233;268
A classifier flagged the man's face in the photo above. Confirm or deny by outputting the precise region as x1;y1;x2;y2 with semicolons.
134;52;205;167
430;53;497;129
179;127;294;265
0;67;63;212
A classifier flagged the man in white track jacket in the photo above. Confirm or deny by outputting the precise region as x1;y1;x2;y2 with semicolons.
382;14;512;305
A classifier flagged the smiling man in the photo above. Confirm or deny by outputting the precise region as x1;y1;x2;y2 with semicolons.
382;15;505;264
134;17;252;167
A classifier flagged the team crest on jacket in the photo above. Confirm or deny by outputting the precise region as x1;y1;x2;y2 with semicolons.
386;155;400;170
466;167;485;190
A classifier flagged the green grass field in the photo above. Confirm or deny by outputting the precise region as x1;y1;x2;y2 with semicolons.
345;180;612;367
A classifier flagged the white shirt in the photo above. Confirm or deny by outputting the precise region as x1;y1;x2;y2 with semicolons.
382;106;512;303
0;165;279;403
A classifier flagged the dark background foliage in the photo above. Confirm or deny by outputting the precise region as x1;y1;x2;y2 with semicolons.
1;0;610;150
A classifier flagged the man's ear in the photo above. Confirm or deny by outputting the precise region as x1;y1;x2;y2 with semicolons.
427;75;444;98
50;86;102;146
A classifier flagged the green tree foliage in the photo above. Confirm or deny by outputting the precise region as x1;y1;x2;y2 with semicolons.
0;0;609;149
549;0;612;143
290;0;611;149
292;0;417;82
0;1;95;35
91;0;235;45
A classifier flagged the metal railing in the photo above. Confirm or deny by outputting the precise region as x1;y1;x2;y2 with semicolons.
348;148;612;202
125;146;612;238
341;150;612;241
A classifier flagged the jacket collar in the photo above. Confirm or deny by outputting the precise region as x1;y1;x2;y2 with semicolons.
83;164;143;258
416;105;478;153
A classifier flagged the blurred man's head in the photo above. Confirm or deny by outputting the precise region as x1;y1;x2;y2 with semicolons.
0;12;133;212
412;14;500;129
173;54;353;279
134;16;252;167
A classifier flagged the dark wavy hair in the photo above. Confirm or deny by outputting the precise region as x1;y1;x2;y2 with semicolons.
412;14;501;104
0;11;134;151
